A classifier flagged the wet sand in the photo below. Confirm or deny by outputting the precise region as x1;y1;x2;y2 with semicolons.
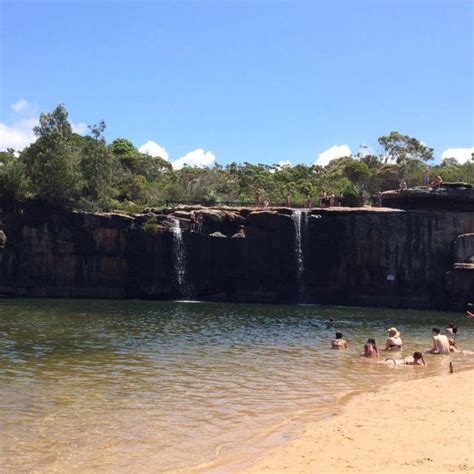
243;369;474;474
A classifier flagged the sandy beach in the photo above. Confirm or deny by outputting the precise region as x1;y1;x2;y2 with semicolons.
241;369;474;474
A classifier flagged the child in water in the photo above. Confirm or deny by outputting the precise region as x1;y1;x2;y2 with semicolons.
384;351;427;366
331;332;348;349
362;338;379;357
449;339;474;355
446;323;458;336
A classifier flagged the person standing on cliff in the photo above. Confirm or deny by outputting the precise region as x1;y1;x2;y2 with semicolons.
196;213;204;233
285;193;291;207
255;189;261;207
306;193;313;208
422;168;430;186
374;192;383;207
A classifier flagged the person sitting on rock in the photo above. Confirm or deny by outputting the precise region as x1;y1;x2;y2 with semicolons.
399;180;408;190
431;175;443;190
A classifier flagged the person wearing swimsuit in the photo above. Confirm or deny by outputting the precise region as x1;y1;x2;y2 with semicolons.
363;338;379;358
384;351;427;366
331;332;348;349
385;327;402;351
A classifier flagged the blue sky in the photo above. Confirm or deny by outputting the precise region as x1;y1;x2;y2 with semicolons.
1;1;473;168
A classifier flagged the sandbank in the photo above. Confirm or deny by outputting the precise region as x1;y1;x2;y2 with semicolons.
239;370;474;474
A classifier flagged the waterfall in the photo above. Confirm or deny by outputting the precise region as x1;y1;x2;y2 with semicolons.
171;218;191;298
293;210;306;301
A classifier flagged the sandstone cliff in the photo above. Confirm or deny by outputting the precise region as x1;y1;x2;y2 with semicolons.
0;200;472;310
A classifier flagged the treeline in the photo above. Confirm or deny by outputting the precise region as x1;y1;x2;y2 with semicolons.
1;104;472;211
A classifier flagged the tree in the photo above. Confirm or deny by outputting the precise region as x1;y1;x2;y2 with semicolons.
21;104;82;204
342;160;370;187
109;137;171;180
80;120;115;206
0;149;29;203
378;131;433;164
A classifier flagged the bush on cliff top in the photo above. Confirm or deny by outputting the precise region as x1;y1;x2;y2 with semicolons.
1;104;472;211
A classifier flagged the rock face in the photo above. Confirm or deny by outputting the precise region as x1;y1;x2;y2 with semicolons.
0;201;473;310
382;184;474;211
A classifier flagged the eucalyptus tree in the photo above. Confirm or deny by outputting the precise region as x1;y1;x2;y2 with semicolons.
21;104;82;204
378;131;433;164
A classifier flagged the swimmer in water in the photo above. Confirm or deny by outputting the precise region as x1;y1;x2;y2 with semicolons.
449;339;474;355
427;327;451;355
446;323;458;336
362;338;379;358
331;332;348;349
384;351;427;366
384;327;402;351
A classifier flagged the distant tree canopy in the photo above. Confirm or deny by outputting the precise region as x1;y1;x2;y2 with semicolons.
378;131;434;164
1;104;472;211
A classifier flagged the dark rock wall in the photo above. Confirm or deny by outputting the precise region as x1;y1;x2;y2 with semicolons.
304;210;473;309
0;203;472;309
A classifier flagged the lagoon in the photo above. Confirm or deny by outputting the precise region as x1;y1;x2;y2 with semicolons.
1;299;473;472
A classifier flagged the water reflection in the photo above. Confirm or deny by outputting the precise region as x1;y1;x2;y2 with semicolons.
1;300;473;472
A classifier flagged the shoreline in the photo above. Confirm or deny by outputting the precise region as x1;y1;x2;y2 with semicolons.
198;368;474;474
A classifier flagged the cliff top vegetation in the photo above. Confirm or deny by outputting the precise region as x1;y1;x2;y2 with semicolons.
1;104;473;212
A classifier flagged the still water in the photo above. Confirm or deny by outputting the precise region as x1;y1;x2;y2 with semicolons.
1;299;474;472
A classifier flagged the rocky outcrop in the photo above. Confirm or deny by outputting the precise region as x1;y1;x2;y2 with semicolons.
445;233;474;306
304;209;473;309
0;201;472;310
454;234;474;264
382;184;474;211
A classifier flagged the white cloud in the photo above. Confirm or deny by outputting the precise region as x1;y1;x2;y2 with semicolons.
11;98;33;114
441;147;474;164
278;160;292;168
314;144;352;167
138;140;170;161
172;148;216;170
0;98;90;152
72;122;88;135
0;118;37;151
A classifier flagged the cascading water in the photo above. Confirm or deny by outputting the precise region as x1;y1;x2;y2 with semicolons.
293;210;306;301
171;218;191;299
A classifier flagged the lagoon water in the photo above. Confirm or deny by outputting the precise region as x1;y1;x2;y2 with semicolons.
1;299;474;472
